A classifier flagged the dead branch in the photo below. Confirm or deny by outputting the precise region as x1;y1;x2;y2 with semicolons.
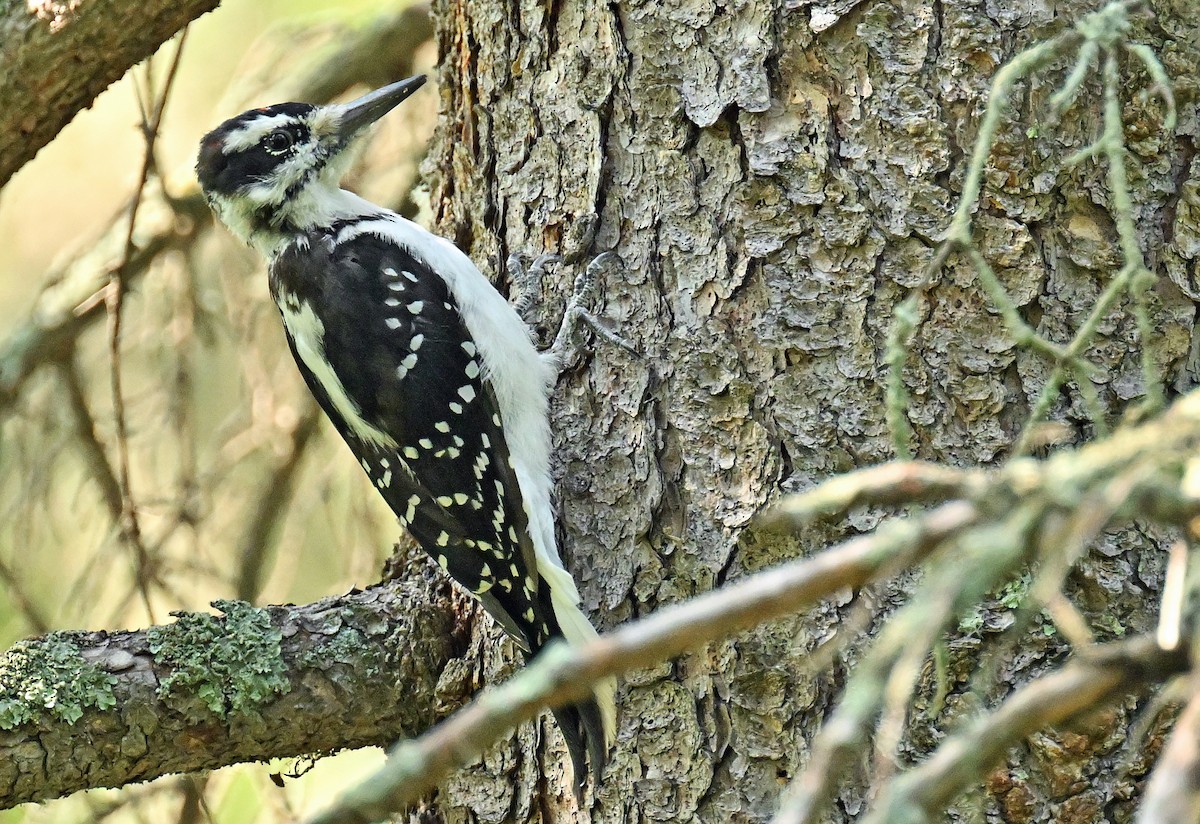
306;502;982;824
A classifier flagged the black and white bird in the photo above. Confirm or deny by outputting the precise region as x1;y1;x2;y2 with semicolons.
196;75;616;789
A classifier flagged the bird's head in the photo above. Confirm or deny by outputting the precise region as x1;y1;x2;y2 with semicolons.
196;75;426;254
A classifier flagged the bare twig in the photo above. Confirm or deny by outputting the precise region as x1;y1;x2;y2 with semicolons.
104;30;189;622
861;636;1185;824
59;357;124;521
758;461;988;530
1138;671;1200;824
307;503;981;824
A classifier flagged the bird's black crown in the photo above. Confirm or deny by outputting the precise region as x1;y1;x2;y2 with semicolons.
196;102;317;196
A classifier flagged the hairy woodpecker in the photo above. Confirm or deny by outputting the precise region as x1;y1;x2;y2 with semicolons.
196;75;616;789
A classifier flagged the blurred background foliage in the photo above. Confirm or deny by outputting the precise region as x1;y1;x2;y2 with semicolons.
0;0;438;820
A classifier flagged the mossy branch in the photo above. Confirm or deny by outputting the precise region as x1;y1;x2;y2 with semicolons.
0;580;456;810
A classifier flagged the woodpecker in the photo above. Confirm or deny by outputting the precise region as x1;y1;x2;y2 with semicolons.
196;75;616;790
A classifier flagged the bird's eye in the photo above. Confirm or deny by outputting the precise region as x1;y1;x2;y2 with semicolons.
263;129;295;155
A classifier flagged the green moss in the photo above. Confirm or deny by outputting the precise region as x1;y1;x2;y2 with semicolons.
147;600;289;719
0;634;118;730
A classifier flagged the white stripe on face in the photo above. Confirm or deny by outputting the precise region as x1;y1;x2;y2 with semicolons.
222;114;301;153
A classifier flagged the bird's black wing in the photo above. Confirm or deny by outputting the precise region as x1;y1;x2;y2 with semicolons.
269;226;551;650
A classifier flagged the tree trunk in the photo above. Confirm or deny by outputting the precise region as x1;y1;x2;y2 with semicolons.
422;0;1199;820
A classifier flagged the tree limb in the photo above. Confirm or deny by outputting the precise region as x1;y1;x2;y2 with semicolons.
0;0;219;189
0;577;458;810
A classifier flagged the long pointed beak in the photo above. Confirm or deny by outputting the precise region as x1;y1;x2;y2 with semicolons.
334;75;427;141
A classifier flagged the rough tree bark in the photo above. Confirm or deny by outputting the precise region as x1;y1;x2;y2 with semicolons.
2;0;1198;819
420;0;1200;821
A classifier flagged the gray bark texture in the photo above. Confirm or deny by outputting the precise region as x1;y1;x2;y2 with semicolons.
0;0;220;189
417;0;1200;821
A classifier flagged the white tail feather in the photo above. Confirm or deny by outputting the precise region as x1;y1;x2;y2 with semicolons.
540;562;618;746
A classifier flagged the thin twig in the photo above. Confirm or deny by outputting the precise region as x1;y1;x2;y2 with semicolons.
58;357;124;521
861;636;1184;824
758;461;988;530
104;29;189;622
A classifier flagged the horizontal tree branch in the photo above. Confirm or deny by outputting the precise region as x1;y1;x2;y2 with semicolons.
6;390;1200;813
0;577;458;809
0;0;219;189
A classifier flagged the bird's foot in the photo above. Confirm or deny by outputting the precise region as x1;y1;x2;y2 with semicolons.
507;252;561;326
547;252;637;372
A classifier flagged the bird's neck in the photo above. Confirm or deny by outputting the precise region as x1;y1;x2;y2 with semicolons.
217;184;386;260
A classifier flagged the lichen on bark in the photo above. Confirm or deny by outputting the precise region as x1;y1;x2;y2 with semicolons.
0;634;117;729
147;600;290;721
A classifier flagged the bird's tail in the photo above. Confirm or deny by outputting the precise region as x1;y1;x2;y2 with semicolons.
551;697;612;801
534;562;618;799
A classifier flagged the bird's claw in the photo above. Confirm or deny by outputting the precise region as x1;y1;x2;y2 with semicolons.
548;252;637;370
